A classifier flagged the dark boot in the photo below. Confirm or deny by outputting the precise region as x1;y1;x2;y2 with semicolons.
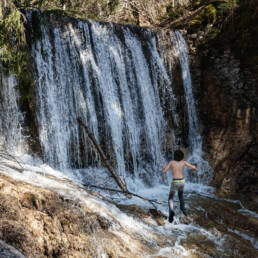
182;208;187;216
169;210;175;223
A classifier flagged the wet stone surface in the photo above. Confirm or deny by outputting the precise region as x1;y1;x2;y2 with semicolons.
0;169;257;258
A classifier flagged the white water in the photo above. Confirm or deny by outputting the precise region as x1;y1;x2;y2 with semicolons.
174;31;202;155
0;66;25;155
31;19;176;184
174;31;213;184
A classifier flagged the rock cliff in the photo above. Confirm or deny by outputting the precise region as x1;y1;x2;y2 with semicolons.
196;49;257;202
187;0;258;201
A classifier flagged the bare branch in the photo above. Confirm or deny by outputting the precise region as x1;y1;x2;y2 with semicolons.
159;0;227;28
82;183;166;209
78;117;128;193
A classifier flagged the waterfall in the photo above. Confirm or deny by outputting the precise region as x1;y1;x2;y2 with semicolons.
174;31;202;155
0;66;25;155
0;11;212;185
30;16;175;183
174;31;213;183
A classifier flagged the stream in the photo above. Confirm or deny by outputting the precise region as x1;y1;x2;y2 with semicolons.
0;159;257;258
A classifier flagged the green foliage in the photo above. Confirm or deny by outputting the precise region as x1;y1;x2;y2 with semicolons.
166;5;187;21
14;0;120;20
215;0;237;17
201;0;257;70
188;4;217;29
184;1;239;32
0;1;32;102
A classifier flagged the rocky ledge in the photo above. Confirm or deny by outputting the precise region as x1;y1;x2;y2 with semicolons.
0;168;257;258
0;171;175;258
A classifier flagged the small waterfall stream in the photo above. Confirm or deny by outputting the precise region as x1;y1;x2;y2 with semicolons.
174;31;202;155
0;66;25;155
174;31;213;184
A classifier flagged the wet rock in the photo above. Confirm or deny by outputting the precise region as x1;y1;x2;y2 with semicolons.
116;204;168;226
191;46;258;201
0;174;141;257
0;240;26;258
0;194;22;220
117;204;149;218
186;195;258;257
21;192;42;210
148;209;167;226
190;33;198;39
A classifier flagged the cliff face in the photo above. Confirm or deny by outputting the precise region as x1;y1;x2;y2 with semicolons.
186;0;258;201
197;50;257;201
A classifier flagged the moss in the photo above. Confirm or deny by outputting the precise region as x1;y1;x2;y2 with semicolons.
0;1;32;104
188;4;217;30
200;0;258;71
166;5;186;20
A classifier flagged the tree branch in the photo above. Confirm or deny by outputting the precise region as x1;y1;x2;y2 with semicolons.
159;0;227;28
78;117;128;193
82;183;166;209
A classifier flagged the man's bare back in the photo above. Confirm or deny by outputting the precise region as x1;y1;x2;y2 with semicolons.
162;160;197;178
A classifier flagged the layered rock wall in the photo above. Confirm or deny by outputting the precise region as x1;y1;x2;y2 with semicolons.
190;47;257;202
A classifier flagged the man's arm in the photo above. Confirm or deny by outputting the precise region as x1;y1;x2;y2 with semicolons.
184;161;198;171
162;161;172;173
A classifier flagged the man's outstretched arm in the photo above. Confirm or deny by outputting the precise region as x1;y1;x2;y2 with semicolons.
184;161;198;171
162;162;172;173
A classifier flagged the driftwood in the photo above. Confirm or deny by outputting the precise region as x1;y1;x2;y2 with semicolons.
78;117;167;210
82;183;167;210
159;0;226;28
78;117;128;193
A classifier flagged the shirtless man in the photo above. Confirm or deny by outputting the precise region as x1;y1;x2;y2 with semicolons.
162;149;197;223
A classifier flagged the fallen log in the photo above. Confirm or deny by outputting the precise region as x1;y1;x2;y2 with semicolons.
82;183;167;210
78;117;128;193
159;0;226;28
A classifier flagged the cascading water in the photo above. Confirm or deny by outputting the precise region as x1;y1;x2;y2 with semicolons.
0;66;25;155
30;15;176;184
174;31;213;184
0;12;213;186
0;13;212;185
174;31;202;155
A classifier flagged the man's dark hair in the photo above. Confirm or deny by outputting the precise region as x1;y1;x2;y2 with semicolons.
174;150;184;161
